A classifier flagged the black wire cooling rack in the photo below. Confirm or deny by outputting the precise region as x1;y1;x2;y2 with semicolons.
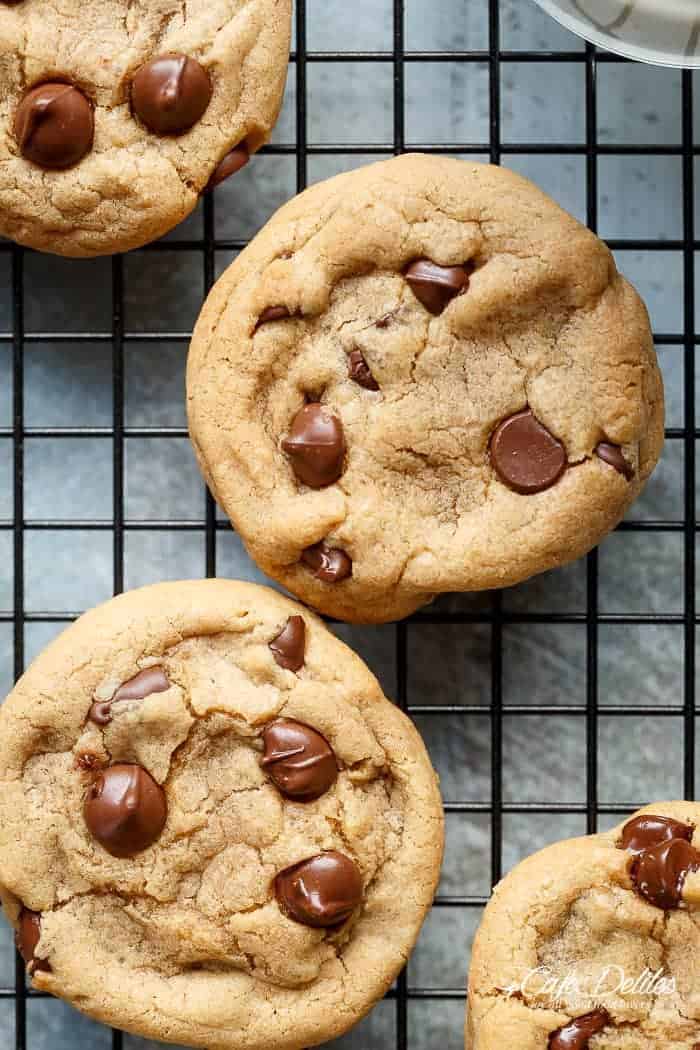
0;0;697;1047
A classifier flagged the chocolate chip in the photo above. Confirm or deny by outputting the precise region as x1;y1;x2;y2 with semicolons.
275;850;362;927
375;310;396;329
15;82;94;170
630;838;699;910
16;909;51;973
269;616;306;672
404;259;470;315
348;349;379;391
262;719;338;800
596;442;634;481
548;1009;610;1050
206;142;249;191
256;306;291;328
282;403;346;488
131;54;212;135
302;542;352;583
84;763;167;858
88;666;169;726
113;666;170;702
490;409;567;495
620;814;693;855
88;700;113;726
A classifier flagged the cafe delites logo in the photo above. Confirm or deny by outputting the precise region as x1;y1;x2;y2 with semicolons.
499;965;677;1011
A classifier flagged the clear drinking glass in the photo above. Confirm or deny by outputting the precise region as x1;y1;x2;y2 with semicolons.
532;0;700;67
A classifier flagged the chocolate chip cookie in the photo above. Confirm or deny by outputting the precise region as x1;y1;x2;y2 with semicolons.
0;0;291;256
0;579;444;1049
187;154;664;624
467;803;700;1049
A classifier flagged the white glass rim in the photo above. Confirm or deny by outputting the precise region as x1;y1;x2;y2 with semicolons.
532;0;700;69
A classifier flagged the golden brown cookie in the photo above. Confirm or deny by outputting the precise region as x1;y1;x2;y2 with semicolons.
187;154;664;624
0;579;444;1049
467;802;700;1049
0;0;291;256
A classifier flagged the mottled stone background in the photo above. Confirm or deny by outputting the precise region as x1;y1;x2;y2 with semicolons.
0;0;693;1047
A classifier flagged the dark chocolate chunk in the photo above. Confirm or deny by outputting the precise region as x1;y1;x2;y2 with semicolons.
15;82;94;169
404;259;470;315
84;763;167;858
490;409;567;495
256;305;291;328
630;838;699;910
206;142;249;191
131;54;212;135
262;718;337;800
282;403;346;488
620;814;693;855
88;701;113;726
113;666;170;702
549;1009;610;1050
16;909;51;973
348;349;379;391
301;542;352;583
88;666;169;726
269;616;306;672
275;850;362;927
596;442;633;481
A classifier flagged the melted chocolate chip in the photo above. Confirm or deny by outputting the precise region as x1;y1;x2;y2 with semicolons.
16;909;51;973
84;763;167;858
131;54;212;135
206;142;249;191
282;404;346;488
348;349;379;391
88;666;169;726
15;82;94;169
404;259;470;315
620;814;693;855
302;542;352;583
548;1009;610;1050
490;409;567;495
630;838;699;910
275;851;362;927
256;305;291;328
269;615;306;672
596;442;634;481
88;700;113;726
113;666;170;702
262;719;338;800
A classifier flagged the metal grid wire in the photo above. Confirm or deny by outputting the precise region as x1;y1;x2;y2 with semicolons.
0;0;696;1047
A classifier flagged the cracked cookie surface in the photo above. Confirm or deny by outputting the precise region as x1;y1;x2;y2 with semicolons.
187;154;664;623
0;0;291;256
467;802;700;1049
0;579;444;1049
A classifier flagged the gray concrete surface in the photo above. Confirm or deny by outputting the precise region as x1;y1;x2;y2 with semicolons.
0;0;693;1047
